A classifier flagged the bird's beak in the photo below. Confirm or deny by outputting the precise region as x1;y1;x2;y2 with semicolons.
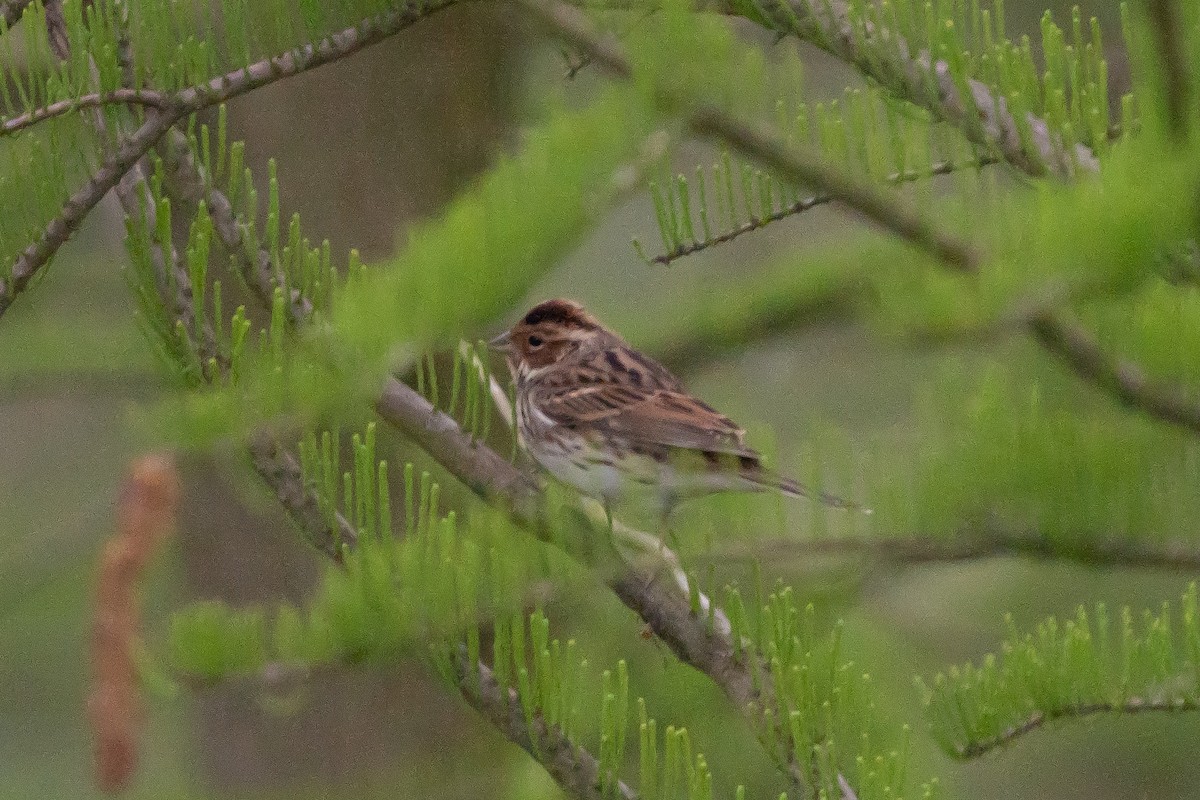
488;330;513;353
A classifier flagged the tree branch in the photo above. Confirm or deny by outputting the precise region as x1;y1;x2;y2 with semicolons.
952;697;1200;759
1030;311;1200;435
689;107;981;270
0;109;176;318
0;1;459;319
650;157;996;266
744;0;1099;179
0;88;171;137
456;649;639;800
524;0;980;271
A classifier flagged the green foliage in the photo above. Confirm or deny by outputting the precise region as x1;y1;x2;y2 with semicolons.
170;441;538;674
414;341;508;448
169;601;269;680
921;583;1200;758
638;86;981;265
14;0;1200;797
763;0;1120;160
723;585;918;800
0;0;425;306
900;359;1200;544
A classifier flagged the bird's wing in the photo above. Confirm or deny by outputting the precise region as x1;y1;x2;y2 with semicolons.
533;348;756;458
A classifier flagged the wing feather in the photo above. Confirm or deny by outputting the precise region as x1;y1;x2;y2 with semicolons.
533;346;756;458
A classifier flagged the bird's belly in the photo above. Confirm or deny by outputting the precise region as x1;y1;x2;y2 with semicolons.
535;447;627;501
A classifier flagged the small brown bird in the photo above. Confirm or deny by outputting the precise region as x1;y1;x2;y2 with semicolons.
490;298;864;519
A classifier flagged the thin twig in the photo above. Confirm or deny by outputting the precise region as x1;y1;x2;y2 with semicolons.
953;697;1200;759
0;88;171;137
651;158;996;266
690;108;980;269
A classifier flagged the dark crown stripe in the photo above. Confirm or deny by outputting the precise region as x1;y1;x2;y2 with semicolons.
523;299;596;328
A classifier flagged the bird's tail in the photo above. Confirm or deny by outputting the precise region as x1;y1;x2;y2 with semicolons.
754;470;872;513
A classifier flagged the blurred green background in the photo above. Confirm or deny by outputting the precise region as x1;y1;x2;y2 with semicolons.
4;2;1198;798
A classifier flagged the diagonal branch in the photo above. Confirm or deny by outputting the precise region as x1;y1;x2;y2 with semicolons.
527;0;980;271
0;109;177;318
1029;310;1200;434
742;0;1099;179
456;649;639;800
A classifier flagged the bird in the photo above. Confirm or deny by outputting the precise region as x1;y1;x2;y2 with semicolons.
489;298;866;523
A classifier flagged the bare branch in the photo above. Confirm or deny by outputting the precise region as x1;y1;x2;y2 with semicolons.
0;89;171;137
1030;311;1200;435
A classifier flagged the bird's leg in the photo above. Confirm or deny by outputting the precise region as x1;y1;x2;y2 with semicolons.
642;496;676;592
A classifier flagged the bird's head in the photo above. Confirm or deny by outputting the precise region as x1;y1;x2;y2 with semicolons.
489;298;603;372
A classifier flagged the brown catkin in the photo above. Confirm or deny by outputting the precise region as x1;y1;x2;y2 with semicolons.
88;454;180;794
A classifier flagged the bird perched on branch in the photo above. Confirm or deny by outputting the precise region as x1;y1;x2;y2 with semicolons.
490;298;866;524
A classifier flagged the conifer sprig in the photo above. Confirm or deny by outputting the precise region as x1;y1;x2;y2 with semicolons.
736;0;1103;178
0;0;459;319
644;155;992;267
922;583;1200;759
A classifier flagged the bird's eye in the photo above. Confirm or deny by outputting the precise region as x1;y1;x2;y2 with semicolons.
527;335;544;348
